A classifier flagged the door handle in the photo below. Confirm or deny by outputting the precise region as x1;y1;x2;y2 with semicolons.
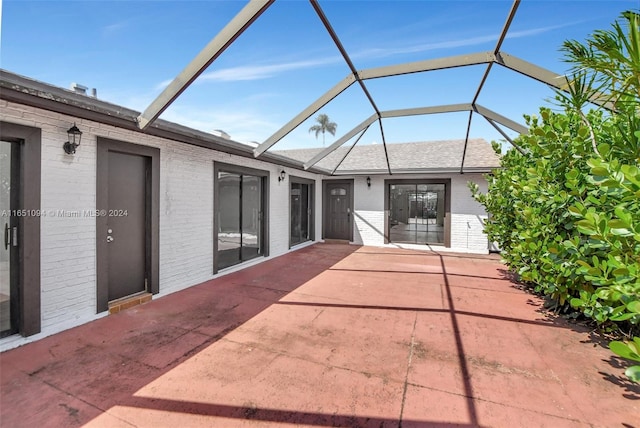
3;223;9;250
106;235;114;243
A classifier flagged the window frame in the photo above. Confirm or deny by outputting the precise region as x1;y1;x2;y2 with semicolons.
0;121;41;337
213;162;270;274
384;178;451;247
289;176;315;248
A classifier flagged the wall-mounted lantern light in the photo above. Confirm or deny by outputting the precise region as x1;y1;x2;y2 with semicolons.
63;123;83;154
366;176;371;188
278;170;286;182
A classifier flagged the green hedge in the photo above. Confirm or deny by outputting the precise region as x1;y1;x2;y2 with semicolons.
469;11;640;333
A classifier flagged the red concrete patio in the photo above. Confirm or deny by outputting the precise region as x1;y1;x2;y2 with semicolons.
1;244;637;427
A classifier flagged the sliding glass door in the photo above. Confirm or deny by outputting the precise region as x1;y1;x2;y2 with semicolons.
215;166;266;271
290;179;314;247
388;182;446;245
1;141;19;337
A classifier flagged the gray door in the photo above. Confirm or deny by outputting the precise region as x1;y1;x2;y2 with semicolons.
325;182;351;240
106;151;147;301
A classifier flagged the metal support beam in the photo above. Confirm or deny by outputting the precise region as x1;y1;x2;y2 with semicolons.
358;52;495;80
377;119;392;174
482;115;526;155
494;1;520;54
310;0;392;175
460;111;474;174
331;124;371;175
380;103;473;118
292;101;527;172
137;0;274;130
305;103;477;171
254;74;356;157
494;51;568;91
304;114;378;170
474;104;528;134
497;51;613;109
471;0;520;105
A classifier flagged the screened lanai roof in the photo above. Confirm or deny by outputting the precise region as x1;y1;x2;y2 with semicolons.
1;0;623;174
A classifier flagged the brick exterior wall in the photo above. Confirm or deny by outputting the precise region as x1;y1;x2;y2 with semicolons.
0;100;493;349
0;100;323;349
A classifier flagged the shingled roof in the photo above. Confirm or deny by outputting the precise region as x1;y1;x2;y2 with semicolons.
275;138;500;174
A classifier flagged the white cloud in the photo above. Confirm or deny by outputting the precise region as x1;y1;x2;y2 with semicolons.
199;56;342;82
353;22;579;59
159;105;281;144
154;78;173;91
102;21;127;37
151;20;576;90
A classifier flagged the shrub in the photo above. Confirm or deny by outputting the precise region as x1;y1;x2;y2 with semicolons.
470;12;639;336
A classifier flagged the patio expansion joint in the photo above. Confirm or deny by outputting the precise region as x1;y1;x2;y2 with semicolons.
514;320;590;423
404;381;589;425
28;371;112;417
221;337;408;386
398;311;418;427
229;283;289;297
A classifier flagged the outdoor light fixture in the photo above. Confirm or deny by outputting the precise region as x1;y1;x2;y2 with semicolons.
63;123;83;154
278;170;286;182
366;176;371;188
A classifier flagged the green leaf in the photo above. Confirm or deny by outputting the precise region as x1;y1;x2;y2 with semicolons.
611;228;633;236
614;206;632;226
610;313;636;321
565;169;579;180
591;166;609;176
570;298;584;308
597;143;611;156
628;301;640;314
608;219;628;228
625;366;640;383
610;341;640;362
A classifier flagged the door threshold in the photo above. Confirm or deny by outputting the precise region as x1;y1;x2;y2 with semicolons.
108;291;152;314
323;239;350;245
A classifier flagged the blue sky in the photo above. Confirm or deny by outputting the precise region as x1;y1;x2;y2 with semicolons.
0;0;635;155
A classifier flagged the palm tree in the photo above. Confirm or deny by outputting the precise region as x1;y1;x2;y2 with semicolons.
308;113;337;147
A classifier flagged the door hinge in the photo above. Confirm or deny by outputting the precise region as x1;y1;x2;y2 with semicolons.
145;278;148;290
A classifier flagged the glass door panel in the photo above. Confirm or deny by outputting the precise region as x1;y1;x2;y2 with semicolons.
217;172;241;270
421;184;445;245
290;183;310;246
1;141;18;337
241;175;262;261
389;184;415;244
216;170;265;270
389;183;445;245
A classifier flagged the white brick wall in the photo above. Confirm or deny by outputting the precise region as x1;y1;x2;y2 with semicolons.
450;174;490;253
353;176;386;245
0;99;492;349
1;101;323;349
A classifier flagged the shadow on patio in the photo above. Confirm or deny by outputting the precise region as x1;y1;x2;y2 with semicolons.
1;244;638;427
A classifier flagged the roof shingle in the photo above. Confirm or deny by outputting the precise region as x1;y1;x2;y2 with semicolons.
274;138;500;173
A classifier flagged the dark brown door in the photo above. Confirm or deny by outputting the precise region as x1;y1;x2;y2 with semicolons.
325;182;352;240
106;151;147;301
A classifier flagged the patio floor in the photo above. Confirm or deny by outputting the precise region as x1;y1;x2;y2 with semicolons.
1;243;638;427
